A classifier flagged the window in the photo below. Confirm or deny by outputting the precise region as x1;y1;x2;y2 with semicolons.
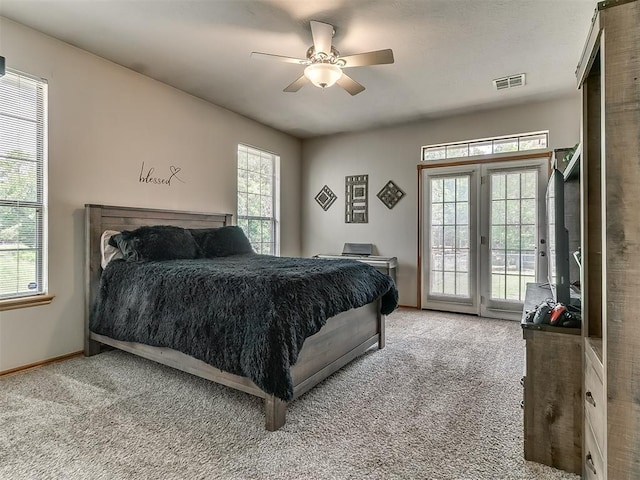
422;131;548;161
0;70;48;301
237;144;279;255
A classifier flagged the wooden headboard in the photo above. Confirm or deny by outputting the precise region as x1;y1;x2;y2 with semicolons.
84;204;232;353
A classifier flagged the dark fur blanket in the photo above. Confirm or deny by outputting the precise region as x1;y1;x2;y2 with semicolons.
90;254;398;400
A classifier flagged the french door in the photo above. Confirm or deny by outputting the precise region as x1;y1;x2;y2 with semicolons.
421;158;548;320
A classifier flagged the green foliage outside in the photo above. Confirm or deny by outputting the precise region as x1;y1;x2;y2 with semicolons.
237;151;275;255
0;150;40;296
430;171;538;303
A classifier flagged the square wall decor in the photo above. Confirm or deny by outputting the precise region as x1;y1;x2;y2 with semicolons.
345;174;368;223
315;185;337;211
377;180;406;209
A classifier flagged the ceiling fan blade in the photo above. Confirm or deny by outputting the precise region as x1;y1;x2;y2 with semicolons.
336;73;365;96
310;20;334;55
283;75;310;93
340;49;395;68
251;52;307;65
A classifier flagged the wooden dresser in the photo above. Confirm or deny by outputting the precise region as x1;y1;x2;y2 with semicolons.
521;283;582;474
576;1;640;478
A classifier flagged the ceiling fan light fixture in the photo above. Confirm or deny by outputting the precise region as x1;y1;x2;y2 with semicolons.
304;63;342;89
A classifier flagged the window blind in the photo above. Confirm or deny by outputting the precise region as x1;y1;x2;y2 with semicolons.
0;70;47;299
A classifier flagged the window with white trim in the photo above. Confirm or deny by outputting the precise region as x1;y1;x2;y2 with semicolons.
0;70;48;300
237;144;279;255
422;131;548;161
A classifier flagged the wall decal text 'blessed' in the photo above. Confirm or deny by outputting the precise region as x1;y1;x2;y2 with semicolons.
139;162;185;186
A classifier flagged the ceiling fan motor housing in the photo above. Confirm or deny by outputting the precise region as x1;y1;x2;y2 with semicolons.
305;46;345;66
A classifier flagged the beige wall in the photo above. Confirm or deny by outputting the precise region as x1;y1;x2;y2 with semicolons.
0;18;301;372
301;95;581;307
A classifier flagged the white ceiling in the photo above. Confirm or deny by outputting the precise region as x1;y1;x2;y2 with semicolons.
0;0;596;139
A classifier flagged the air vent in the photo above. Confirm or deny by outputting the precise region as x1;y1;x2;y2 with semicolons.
493;73;526;91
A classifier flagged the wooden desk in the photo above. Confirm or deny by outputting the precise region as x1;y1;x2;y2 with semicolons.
314;254;397;283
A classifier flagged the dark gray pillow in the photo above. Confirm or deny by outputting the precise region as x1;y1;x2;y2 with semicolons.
191;226;253;257
188;228;218;249
109;225;199;262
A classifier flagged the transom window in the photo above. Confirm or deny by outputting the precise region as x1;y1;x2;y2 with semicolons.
422;131;548;162
0;70;48;300
237;144;279;255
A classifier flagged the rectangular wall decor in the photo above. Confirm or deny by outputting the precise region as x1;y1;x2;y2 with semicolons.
345;174;368;223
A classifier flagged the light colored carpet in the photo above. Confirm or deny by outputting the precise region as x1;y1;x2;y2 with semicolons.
0;309;579;480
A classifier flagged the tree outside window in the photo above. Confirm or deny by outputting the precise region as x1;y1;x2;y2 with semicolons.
0;71;47;299
237;144;279;255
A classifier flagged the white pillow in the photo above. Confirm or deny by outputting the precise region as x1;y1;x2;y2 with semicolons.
100;230;124;269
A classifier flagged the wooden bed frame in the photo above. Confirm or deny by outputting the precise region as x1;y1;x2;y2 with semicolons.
84;204;385;430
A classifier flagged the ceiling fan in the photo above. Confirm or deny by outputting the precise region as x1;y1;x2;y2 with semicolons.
251;20;394;96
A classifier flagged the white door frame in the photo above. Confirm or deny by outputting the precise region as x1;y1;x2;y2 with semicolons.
417;152;551;319
420;165;480;315
478;158;549;320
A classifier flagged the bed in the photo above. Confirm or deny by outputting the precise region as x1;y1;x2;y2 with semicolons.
85;204;397;430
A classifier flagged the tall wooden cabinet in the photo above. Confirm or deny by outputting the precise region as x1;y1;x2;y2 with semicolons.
577;1;640;478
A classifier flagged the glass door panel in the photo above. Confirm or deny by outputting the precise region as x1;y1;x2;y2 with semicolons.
489;170;537;302
480;161;547;319
422;168;478;314
429;176;470;297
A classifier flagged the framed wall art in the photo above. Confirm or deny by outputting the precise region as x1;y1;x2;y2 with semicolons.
345;174;368;223
315;185;337;211
377;180;406;209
